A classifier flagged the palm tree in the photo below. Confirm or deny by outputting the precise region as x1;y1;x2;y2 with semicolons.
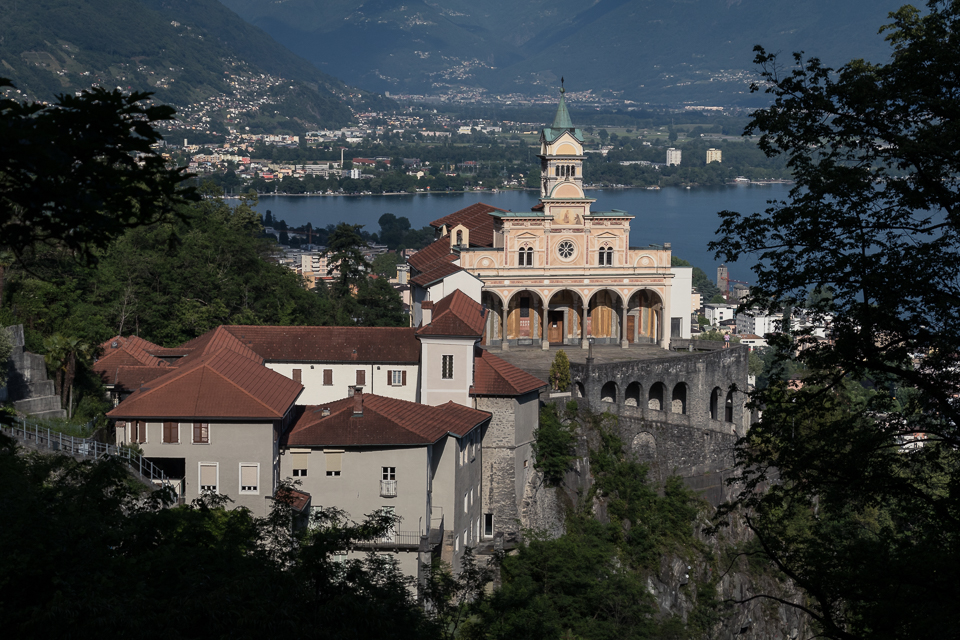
44;333;92;417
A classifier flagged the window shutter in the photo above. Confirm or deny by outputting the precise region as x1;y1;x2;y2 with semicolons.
356;369;365;386
387;370;393;386
200;463;217;488
323;369;333;385
291;451;309;470
240;464;258;490
139;421;147;443
325;451;342;473
163;422;176;443
293;369;302;383
402;370;407;386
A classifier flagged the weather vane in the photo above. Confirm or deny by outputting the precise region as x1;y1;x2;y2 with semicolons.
561;76;565;94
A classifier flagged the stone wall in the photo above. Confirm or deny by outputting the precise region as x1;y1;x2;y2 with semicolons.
569;346;750;506
2;325;65;419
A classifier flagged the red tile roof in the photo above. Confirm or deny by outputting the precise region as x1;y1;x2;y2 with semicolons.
107;348;302;421
94;336;171;386
275;486;311;513
218;326;420;364
430;202;506;248
417;289;486;337
175;326;263;367
471;348;547;396
410;260;465;287
407;236;458;273
286;392;490;447
111;365;174;392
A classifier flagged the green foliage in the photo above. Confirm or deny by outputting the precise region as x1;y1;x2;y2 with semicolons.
709;4;960;636
548;349;571;391
532;403;578;486
372;251;403;278
0;80;196;263
0;434;439;639
708;294;726;304
696;330;738;343
0;327;12;388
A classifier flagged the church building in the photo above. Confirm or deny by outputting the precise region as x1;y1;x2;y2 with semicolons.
410;88;693;350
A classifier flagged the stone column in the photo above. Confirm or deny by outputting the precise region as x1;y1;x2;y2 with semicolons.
580;298;589;349
621;303;629;349
501;304;509;351
541;301;550;350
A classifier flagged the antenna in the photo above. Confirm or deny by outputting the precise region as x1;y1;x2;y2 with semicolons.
560;76;565;94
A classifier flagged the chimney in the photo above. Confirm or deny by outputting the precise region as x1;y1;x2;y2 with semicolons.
321;407;330;417
353;387;364;416
422;300;434;325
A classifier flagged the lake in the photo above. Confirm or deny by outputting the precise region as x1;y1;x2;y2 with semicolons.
248;184;790;282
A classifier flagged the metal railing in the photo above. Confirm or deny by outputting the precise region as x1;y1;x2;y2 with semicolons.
353;530;422;548
2;418;171;488
380;479;397;497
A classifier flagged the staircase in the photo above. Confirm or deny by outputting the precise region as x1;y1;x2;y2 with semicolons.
2;325;66;419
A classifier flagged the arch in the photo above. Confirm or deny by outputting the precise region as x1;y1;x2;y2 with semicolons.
575;381;585;398
632;432;657;464
546;289;587;345
587;288;625;343
551;182;584;198
710;387;722;420
671;383;687;414
601;381;618;403
555;142;578;156
504;289;546;343
648;382;665;411
725;390;735;422
481;291;506;344
456;230;463;245
625;382;641;407
627;289;664;345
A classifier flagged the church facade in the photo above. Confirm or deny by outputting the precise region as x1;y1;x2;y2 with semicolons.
410;89;692;350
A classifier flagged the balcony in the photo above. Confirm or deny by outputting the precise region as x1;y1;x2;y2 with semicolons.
353;530;422;549
380;479;397;497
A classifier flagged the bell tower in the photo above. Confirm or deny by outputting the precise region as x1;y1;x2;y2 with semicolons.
539;80;587;201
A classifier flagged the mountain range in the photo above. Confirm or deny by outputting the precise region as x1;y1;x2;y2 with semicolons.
0;0;390;129
220;0;908;104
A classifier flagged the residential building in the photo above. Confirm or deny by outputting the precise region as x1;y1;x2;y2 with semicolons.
706;148;722;164
735;309;784;337
704;303;737;326
666;147;682;166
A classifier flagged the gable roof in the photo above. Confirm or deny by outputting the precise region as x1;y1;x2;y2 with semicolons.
175;326;263;367
429;202;506;248
471;348;547;397
417;289;486;338
286;393;490;447
410;259;465;287
219;326;420;364
107;348;302;421
407;236;458;272
94;336;171;387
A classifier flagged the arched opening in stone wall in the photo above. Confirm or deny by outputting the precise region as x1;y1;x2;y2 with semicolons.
725;390;735;422
575;381;585;398
671;383;687;414
626;289;663;344
601;381;618;403
481;291;505;345
587;289;623;343
504;290;545;343
710;387;722;420
632;432;657;464
546;290;585;345
625;382;641;407
648;382;665;411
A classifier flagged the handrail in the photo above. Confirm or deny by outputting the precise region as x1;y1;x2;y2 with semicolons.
2;417;170;488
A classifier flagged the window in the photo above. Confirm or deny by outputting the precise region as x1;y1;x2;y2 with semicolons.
464;492;468;514
162;422;179;444
484;513;493;537
325;450;342;476
292;368;302;383
130;421;146;444
199;462;218;492
356;369;365;386
291;450;308;477
381;467;397;496
193;422;209;444
599;246;613;266
455;535;460;553
323;369;333;385
518;246;533;266
240;463;259;493
442;355;454;379
388;370;406;386
380;506;396;542
469;433;476;461
557;240;575;260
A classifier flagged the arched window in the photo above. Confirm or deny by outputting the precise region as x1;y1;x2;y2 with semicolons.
648;383;665;411
572;166;577;176
599;246;613;266
555;166;560;177
710;388;721;420
456;230;463;246
601;381;618;403
671;383;687;414
625;382;641;407
725;390;735;422
518;246;533;266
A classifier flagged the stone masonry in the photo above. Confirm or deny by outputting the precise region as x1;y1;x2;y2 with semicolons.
2;325;66;419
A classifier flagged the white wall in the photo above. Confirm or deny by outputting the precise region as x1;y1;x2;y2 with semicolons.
427;270;483;304
669;267;693;339
418;336;476;408
266;362;419;404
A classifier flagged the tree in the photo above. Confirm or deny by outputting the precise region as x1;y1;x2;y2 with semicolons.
371;252;403;278
0;326;12;389
321;223;370;296
710;2;960;638
548;349;571;392
354;277;407;327
0;80;196;263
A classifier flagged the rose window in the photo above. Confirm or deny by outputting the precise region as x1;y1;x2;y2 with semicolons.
557;240;575;259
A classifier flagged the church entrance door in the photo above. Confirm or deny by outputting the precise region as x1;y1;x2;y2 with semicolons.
548;311;564;344
627;316;636;343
